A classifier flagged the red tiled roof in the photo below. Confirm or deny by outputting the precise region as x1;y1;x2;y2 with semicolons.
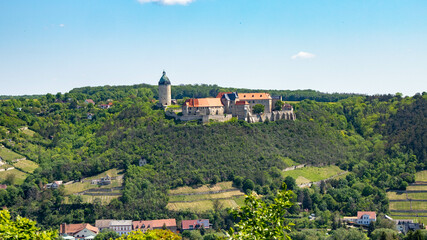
184;98;223;107
60;223;99;235
357;211;376;220
238;93;271;100
235;100;249;106
85;99;95;104
133;219;176;230
181;219;209;230
0;184;7;189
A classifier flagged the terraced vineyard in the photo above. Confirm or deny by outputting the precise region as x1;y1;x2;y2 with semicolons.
167;181;245;213
63;168;124;205
387;170;427;225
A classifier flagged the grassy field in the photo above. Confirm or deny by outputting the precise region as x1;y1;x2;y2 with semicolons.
167;196;245;213
169;181;234;195
389;201;427;211
169;190;244;202
282;165;345;184
64;168;124;196
387;191;408;200
167;181;246;213
0;147;24;161
408;192;427;200
281;157;297;167
13;159;39;173
19;128;35;137
415;171;427;181
389;215;427;225
64;195;121;205
406;185;427;191
0;169;28;185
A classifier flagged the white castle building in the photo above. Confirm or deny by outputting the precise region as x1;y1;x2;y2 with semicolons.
158;71;295;123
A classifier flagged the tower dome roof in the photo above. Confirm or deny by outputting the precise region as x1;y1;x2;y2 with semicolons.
158;71;171;85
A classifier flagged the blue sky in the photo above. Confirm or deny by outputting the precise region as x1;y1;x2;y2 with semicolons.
0;0;426;96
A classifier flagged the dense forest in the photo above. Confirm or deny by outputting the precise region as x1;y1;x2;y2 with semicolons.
0;84;426;237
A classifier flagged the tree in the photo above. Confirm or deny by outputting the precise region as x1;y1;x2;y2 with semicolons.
284;176;296;190
228;183;294;239
329;228;368;240
370;228;399;240
94;229;120;240
242;179;255;193
252;104;265;114
0;210;57;240
115;229;181;240
275;100;284;111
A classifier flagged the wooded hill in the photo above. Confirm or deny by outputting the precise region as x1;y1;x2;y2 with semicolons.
0;84;425;229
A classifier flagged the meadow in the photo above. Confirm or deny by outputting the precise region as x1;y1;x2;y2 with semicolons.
282;165;345;185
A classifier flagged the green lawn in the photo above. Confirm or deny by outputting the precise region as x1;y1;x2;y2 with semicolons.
0;147;24;161
13;160;39;173
282;165;345;184
0;169;28;185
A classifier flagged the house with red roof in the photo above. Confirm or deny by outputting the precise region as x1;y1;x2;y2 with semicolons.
59;223;99;239
181;219;210;231
133;219;177;233
356;211;376;225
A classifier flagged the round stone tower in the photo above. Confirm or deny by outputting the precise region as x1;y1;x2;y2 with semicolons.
158;71;171;106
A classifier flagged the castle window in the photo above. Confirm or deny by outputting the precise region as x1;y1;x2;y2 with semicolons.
252;95;254;97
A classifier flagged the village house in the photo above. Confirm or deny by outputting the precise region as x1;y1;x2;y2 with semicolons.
356;211;376;225
0;184;7;190
59;223;99;240
84;99;95;105
395;220;422;234
99;102;113;109
110;220;133;236
344;211;377;226
95;219;114;232
46;181;63;189
133;219;177;233
139;158;147;166
181;219;210;231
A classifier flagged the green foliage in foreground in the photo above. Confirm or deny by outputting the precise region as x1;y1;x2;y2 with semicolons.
115;229;181;240
0;210;57;240
229;183;294;240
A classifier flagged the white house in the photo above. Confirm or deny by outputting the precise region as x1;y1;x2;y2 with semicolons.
356;211;376;225
110;220;132;236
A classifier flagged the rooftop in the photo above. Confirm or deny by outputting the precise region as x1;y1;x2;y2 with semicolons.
238;93;272;100
158;71;171;85
184;98;223;107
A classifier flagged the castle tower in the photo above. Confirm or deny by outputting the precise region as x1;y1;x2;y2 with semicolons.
158;71;171;106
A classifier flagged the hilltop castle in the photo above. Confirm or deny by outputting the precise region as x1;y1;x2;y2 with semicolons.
158;71;295;123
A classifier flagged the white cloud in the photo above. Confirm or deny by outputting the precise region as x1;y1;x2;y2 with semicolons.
59;24;65;27
291;51;316;60
137;0;194;5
